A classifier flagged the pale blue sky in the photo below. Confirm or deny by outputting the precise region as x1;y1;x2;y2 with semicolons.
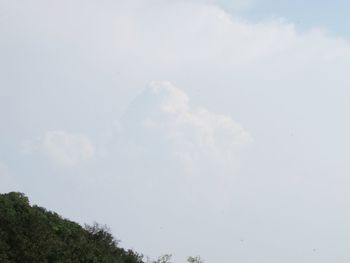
1;1;350;262
221;0;350;36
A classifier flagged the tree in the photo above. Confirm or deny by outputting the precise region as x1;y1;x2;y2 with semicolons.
187;256;204;263
0;192;145;263
0;192;204;263
153;254;172;263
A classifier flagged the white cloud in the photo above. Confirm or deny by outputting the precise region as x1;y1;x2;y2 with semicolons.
43;131;94;166
41;131;94;167
120;81;252;206
20;131;94;167
169;0;253;11
146;81;250;160
2;0;350;90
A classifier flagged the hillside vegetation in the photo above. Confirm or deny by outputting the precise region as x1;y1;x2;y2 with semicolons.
0;192;146;263
0;192;203;263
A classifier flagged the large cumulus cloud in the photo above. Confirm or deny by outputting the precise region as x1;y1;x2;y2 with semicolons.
116;81;252;207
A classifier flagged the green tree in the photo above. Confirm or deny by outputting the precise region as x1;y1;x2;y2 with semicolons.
187;256;204;263
0;192;145;263
0;192;204;263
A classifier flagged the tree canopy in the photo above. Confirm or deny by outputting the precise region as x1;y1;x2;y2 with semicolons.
0;192;144;263
0;192;204;263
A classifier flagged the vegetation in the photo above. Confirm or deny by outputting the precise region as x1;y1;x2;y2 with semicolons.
152;255;203;263
0;192;144;263
0;192;203;263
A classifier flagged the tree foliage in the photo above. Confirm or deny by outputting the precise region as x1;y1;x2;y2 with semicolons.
187;256;204;263
0;192;144;263
0;192;204;263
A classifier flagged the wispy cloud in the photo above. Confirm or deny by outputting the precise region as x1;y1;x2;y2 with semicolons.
22;131;94;167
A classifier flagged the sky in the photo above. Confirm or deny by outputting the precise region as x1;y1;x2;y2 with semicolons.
1;0;350;262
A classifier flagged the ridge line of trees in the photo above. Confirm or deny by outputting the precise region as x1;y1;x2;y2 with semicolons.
0;192;203;263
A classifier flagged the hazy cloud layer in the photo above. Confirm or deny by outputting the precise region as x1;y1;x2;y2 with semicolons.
2;0;350;262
